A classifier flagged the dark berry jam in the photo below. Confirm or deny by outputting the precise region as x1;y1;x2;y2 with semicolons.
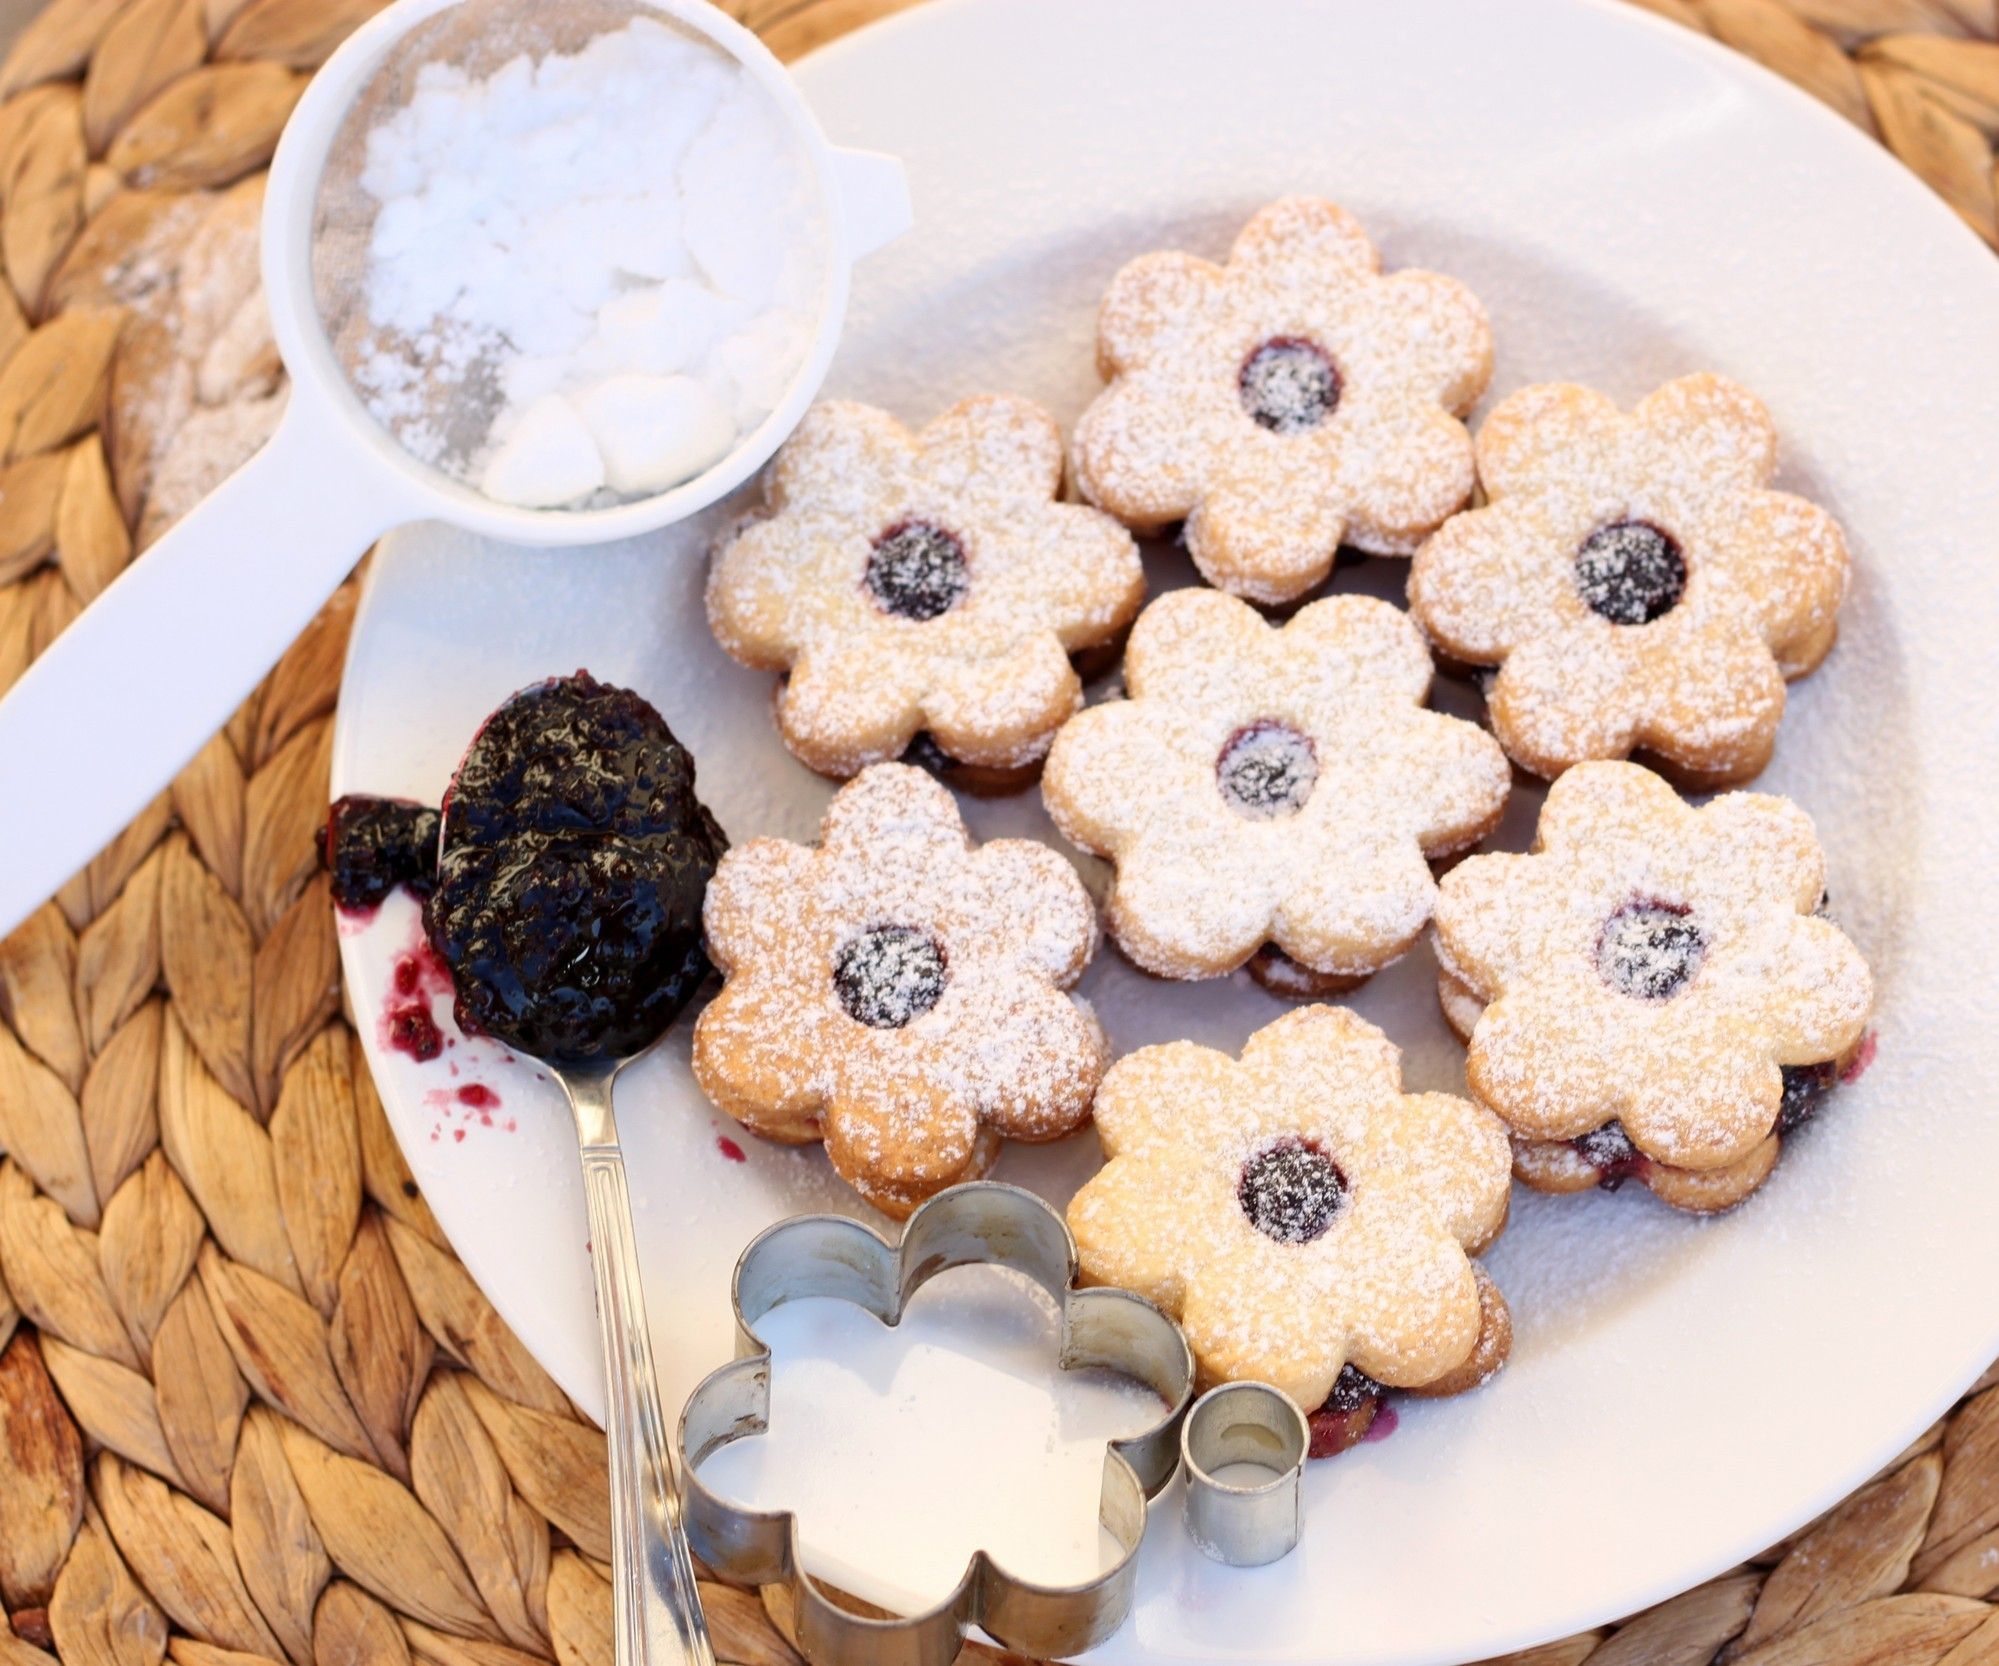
1596;901;1706;1000
386;1005;443;1062
1239;337;1341;434
381;932;455;1062
1217;722;1318;820
1572;1119;1648;1188
1307;1364;1383;1457
424;672;726;1064
322;795;439;912
834;925;947;1029
865;521;968;621
1238;1138;1347;1244
902;731;956;779
1776;1060;1840;1135
1575;520;1686;625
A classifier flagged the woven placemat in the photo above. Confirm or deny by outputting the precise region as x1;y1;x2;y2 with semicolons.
0;3;1994;1665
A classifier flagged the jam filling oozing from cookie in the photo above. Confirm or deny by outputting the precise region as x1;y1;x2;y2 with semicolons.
1239;337;1342;434
1325;1362;1384;1414
321;795;440;912
1306;1363;1385;1458
1777;1059;1840;1135
1217;721;1319;820
834;924;948;1029
1575;519;1687;625
425;672;727;1063
1595;900;1707;1000
865;520;969;621
1238;1137;1348;1244
1571;1119;1648;1188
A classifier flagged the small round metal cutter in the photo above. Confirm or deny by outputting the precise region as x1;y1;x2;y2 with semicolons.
675;1181;1197;1665
1181;1380;1310;1567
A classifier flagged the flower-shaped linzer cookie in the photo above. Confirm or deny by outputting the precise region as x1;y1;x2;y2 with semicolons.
1043;588;1510;991
707;396;1145;786
692;764;1107;1217
1067;1006;1513;1419
1072;196;1492;605
1408;374;1851;788
1434;762;1873;1214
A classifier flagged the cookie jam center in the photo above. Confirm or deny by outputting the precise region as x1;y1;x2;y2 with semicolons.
1239;337;1341;434
1217;721;1318;820
1238;1137;1348;1245
1575;519;1686;625
865;520;968;621
835;925;948;1029
1596;900;1707;1000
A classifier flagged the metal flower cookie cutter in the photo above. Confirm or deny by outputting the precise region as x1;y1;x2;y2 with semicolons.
675;1182;1196;1665
1180;1381;1310;1568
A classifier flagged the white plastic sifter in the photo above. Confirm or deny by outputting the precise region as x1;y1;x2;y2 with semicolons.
0;0;909;940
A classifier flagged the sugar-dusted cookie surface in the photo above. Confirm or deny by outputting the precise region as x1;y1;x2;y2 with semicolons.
1067;1006;1512;1419
1042;588;1509;989
692;763;1107;1217
1433;761;1873;1213
1072;196;1492;605
1408;374;1850;787
707;396;1145;782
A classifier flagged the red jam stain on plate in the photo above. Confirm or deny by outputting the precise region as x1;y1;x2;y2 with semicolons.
335;904;379;938
423;1079;516;1139
381;923;456;1063
1841;1029;1879;1084
1361;1402;1399;1443
716;1135;747;1163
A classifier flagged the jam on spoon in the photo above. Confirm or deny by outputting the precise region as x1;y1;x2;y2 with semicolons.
426;670;726;1666
425;671;725;1060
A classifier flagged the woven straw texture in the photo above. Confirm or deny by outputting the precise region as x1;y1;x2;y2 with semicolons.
0;2;1993;1664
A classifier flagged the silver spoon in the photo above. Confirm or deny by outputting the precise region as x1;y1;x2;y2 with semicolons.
554;1056;715;1666
419;669;722;1666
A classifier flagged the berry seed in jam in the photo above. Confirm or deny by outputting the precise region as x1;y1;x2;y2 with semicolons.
865;520;969;621
424;672;726;1064
1596;901;1706;1000
1575;519;1686;625
834;925;947;1029
1217;721;1318;820
1777;1060;1840;1135
1238;1137;1347;1245
1239;337;1341;434
322;795;440;912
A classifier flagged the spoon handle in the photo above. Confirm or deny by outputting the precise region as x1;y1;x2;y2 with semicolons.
565;1067;716;1666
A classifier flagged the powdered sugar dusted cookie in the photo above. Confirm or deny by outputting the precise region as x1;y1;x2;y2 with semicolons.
1072;196;1492;605
707;396;1145;785
1067;1006;1512;1440
692;764;1107;1217
1433;761;1873;1214
1408;374;1850;787
1042;588;1509;991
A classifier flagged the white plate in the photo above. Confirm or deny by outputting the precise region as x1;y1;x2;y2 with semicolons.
331;0;1999;1659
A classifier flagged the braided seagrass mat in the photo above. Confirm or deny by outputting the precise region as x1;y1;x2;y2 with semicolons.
0;2;1997;1665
